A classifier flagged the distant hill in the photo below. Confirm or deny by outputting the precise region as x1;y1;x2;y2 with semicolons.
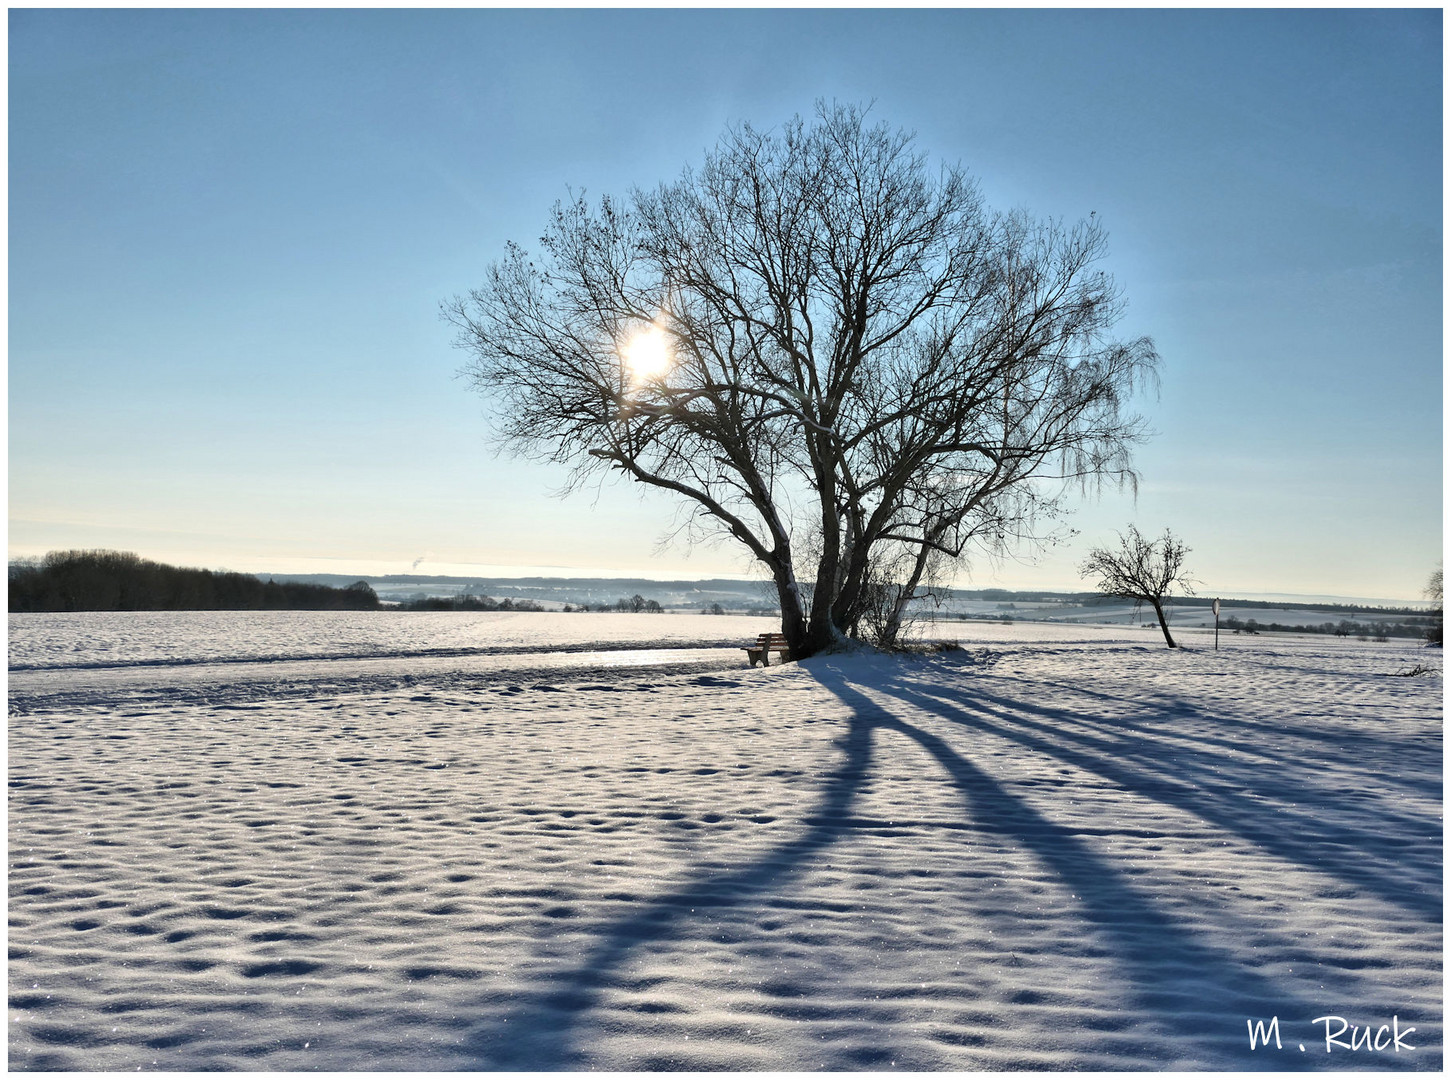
263;573;779;610
260;573;1430;621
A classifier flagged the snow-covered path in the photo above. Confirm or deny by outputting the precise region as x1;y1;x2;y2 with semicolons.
8;617;1442;1070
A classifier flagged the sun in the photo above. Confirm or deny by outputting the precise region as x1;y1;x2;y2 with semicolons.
621;326;672;382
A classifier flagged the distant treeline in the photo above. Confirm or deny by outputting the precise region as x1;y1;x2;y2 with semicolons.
564;594;664;613
955;588;1427;617
1221;616;1434;640
9;551;381;612
399;595;545;612
401;594;670;613
1150;596;1429;617
941;610;1436;641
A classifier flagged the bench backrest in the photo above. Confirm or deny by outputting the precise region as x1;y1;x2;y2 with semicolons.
756;633;789;646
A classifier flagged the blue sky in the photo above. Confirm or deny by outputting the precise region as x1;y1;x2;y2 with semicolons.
9;9;1442;600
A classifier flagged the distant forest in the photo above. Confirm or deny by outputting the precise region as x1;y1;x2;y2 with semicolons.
9;551;381;612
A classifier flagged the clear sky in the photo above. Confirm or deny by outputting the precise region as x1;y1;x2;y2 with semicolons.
9;8;1442;601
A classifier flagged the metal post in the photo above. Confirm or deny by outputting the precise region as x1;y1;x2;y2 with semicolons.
1213;597;1220;651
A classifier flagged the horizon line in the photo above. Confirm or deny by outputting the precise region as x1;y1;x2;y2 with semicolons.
7;550;1432;608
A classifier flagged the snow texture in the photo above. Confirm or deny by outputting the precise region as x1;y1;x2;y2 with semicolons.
8;613;1442;1070
8;610;779;670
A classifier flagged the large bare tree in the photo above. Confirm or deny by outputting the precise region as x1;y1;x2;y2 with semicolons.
1080;526;1194;648
446;103;1159;659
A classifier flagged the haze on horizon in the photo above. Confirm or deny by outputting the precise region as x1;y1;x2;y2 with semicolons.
9;9;1442;602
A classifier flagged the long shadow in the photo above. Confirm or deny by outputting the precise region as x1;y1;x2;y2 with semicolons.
980;673;1444;830
458;704;878;1069
997;665;1445;799
976;666;1443;823
813;665;1343;1070
453;655;1437;1070
907;676;1441;921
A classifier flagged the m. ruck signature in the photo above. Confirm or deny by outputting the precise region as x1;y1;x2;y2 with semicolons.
1248;1015;1417;1055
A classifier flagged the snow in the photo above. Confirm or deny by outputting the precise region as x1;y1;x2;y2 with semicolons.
8;613;1442;1070
8;610;779;669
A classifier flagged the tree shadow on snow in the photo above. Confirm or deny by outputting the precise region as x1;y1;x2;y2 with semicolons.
909;674;1441;922
459;655;1436;1070
1004;668;1444;801
459;697;879;1069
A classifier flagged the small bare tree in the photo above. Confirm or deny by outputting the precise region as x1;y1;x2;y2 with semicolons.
1080;526;1194;649
447;103;1159;659
1425;567;1442;646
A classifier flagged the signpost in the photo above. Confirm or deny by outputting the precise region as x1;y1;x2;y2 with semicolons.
1213;598;1221;651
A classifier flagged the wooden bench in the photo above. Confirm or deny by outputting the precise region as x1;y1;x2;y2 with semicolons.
745;633;792;667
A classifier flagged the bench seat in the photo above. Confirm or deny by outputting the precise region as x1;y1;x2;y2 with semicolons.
745;633;792;667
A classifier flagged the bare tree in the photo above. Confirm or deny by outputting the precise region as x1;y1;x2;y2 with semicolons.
1079;526;1194;648
1425;567;1442;646
446;103;1159;659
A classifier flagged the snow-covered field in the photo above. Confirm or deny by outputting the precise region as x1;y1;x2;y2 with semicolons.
8;610;780;670
8;613;1442;1070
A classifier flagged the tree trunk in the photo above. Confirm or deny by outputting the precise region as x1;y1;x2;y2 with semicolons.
770;559;810;659
808;541;863;656
830;534;874;645
1149;598;1178;649
805;508;850;657
803;571;852;657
